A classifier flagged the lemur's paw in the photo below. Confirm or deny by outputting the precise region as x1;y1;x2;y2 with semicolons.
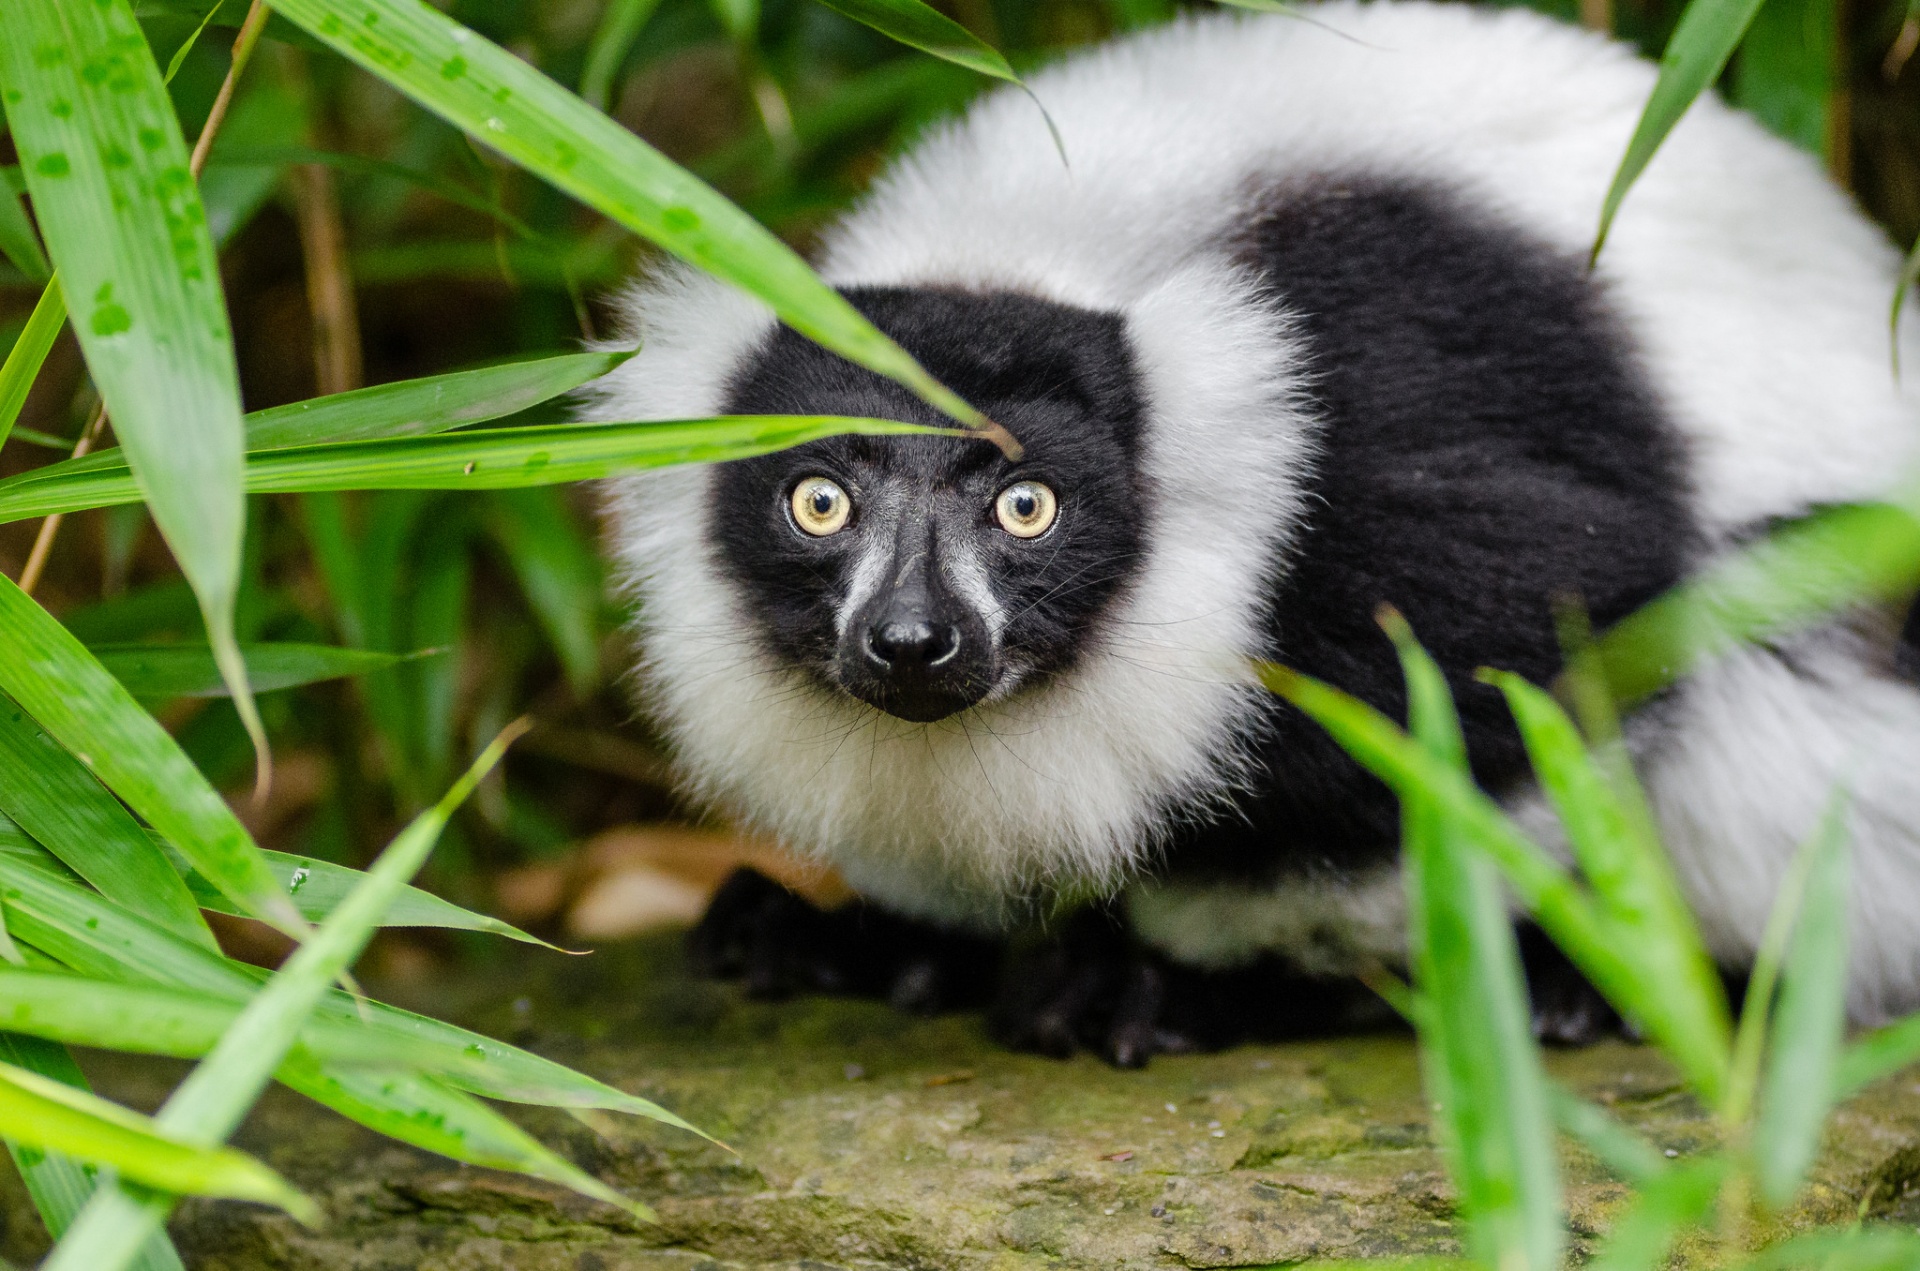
687;868;1001;1011
1518;923;1623;1046
987;910;1202;1068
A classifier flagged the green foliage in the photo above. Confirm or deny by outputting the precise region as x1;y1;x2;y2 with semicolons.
3;0;1919;1262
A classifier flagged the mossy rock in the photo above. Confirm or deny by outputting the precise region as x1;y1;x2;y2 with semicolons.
27;932;1920;1270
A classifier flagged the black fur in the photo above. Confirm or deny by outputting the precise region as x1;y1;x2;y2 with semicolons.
711;287;1149;708
1162;176;1693;884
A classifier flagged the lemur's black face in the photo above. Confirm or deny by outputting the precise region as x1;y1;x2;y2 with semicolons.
710;287;1148;722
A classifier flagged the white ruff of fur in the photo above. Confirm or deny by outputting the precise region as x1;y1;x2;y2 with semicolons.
596;261;1315;927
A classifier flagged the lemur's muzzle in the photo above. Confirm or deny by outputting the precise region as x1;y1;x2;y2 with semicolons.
837;537;993;722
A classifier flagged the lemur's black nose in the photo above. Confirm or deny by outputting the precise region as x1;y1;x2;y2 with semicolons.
865;619;960;670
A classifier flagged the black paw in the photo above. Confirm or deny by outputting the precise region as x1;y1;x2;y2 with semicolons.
1518;923;1623;1046
989;908;1200;1067
687;868;1001;1013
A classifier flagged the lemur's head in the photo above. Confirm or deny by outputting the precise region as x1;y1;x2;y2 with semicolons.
708;287;1146;723
598;260;1312;924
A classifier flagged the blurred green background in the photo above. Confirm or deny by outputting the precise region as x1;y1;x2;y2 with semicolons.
1;0;1915;969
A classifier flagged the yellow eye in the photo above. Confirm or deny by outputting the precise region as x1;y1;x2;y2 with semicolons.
790;476;851;536
994;481;1057;538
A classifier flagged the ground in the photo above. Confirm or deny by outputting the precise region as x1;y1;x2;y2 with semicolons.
16;931;1920;1270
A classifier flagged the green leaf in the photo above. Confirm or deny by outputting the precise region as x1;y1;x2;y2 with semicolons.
1834;1008;1920;1098
1754;797;1851;1207
1731;0;1836;157
1593;0;1771;258
0;416;958;522
1258;662;1730;1105
1740;1227;1920;1271
485;488;603;696
0;1060;315;1221
276;1057;653;1219
1593;499;1920;706
1547;1083;1668;1186
0;697;213;950
0;574;294;929
1586;1157;1725;1271
0;167;50;282
91;642;417;699
265;0;992;436
0;0;264;777
1387;617;1562;1271
810;0;1019;81
580;0;666;111
45;727;547;1269
169;845;557;946
0;279;66;453
0;828;695;1128
1481;670;1732;1079
198;78;307;248
0;1030;186;1271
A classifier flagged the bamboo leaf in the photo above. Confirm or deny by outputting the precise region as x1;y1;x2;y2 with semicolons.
265;0;993;436
0;168;50;282
809;0;1018;80
1593;0;1771;258
0;416;958;522
45;726;546;1270
0;573;294;929
1388;617;1562;1271
0;698;213;950
1258;662;1729;1105
0;279;66;453
1732;0;1838;157
92;642;418;699
170;844;558;946
275;1057;653;1220
0;806;698;1130
1835;1009;1920;1098
0;0;264;773
1482;671;1732;1072
0;1061;315;1222
1754;800;1851;1207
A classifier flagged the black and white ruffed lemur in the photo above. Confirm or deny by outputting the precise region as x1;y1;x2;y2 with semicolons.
587;0;1920;1065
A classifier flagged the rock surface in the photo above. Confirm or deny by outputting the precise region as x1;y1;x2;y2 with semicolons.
19;932;1920;1269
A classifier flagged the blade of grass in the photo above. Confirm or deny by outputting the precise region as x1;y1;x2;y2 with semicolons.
0;416;960;521
0;279;66;453
0;0;263;777
92;643;418;699
0;829;698;1129
1585;1157;1726;1271
44;722;553;1270
274;1057;654;1219
0;169;49;282
1482;669;1732;1077
265;0;1010;452
0;1032;185;1271
0;697;212;949
0;1061;315;1221
1754;794;1852;1206
1834;1008;1920;1098
1592;499;1920;706
485;489;603;696
1593;0;1771;258
0;574;294;929
580;0;666;111
168;844;558;946
1388;615;1562;1271
1547;1083;1669;1185
1259;662;1729;1104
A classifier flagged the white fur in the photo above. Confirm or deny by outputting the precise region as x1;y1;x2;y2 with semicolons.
1127;868;1408;976
596;3;1920;1016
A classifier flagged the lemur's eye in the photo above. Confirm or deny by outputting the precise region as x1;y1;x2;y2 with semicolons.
790;476;851;536
994;481;1057;538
